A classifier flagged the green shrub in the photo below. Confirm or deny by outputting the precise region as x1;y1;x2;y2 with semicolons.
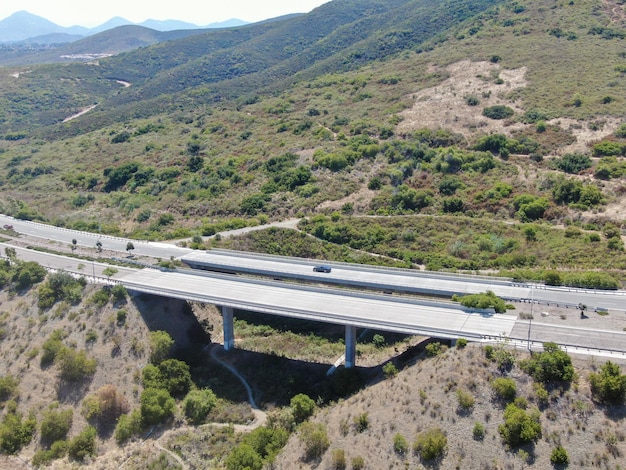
12;261;47;290
82;385;129;424
299;422;330;461
140;388;176;425
425;342;445;357
40;408;73;444
156;359;192;398
550;446;569;464
290;393;316;424
456;338;468;349
225;443;263;470
383;362;399;378
498;403;542;447
149;330;174;364
183;389;218;424
413;427;447;461
519;342;574;384
0;403;36;454
114;409;142;443
68;426;97;461
111;284;128;302
393;433;409;454
472;422;485;440
456;290;507;313
589;361;626;405
331;448;346;470
456;389;475;410
351;456;365;470
354;413;369;433
491;377;517;402
0;375;19;403
56;348;97;382
482;105;515;120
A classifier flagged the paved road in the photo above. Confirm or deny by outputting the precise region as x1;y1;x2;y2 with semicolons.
0;214;192;259
508;320;626;357
183;250;626;312
3;243;626;357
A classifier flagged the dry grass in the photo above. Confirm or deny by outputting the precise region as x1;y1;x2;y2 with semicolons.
275;345;626;469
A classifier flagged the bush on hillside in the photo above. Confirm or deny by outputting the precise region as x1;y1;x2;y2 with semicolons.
491;377;517;402
498;403;542;446
290;393;316;423
519;342;574;384
589;361;626;405
299;422;330;461
67;426;97;461
182;389;218;425
40;407;73;444
413;427;447;461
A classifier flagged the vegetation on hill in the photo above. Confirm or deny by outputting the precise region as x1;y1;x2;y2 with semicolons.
0;0;624;466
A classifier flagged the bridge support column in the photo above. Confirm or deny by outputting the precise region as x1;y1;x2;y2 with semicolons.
345;325;356;368
222;306;235;351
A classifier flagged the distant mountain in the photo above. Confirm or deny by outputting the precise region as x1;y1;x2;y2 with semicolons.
0;10;88;42
0;10;248;44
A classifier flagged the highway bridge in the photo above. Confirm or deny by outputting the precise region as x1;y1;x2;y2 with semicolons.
1;215;626;366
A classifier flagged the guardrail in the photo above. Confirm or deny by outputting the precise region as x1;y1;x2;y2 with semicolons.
483;336;626;358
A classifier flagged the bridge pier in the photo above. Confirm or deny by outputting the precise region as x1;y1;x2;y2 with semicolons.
345;325;356;368
222;306;235;351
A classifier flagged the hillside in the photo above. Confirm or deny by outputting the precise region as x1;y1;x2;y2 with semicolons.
0;0;624;466
0;250;624;469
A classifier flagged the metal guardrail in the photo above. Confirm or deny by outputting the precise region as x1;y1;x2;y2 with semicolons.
483;335;626;359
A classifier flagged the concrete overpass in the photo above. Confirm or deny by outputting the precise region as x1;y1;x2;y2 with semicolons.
117;268;516;367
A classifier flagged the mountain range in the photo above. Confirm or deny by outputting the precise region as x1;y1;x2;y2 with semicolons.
0;10;248;44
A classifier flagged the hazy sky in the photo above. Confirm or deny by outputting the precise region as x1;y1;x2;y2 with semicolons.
0;1;331;27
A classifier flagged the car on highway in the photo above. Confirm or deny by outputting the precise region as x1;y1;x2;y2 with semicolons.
313;265;332;273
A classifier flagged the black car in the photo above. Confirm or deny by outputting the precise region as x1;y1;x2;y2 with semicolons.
313;265;332;273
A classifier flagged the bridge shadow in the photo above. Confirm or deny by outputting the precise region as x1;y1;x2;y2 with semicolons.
131;293;437;407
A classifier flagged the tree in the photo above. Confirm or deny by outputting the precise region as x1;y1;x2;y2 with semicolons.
102;267;118;281
126;241;135;256
71;238;77;252
95;241;102;253
290;393;316;423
